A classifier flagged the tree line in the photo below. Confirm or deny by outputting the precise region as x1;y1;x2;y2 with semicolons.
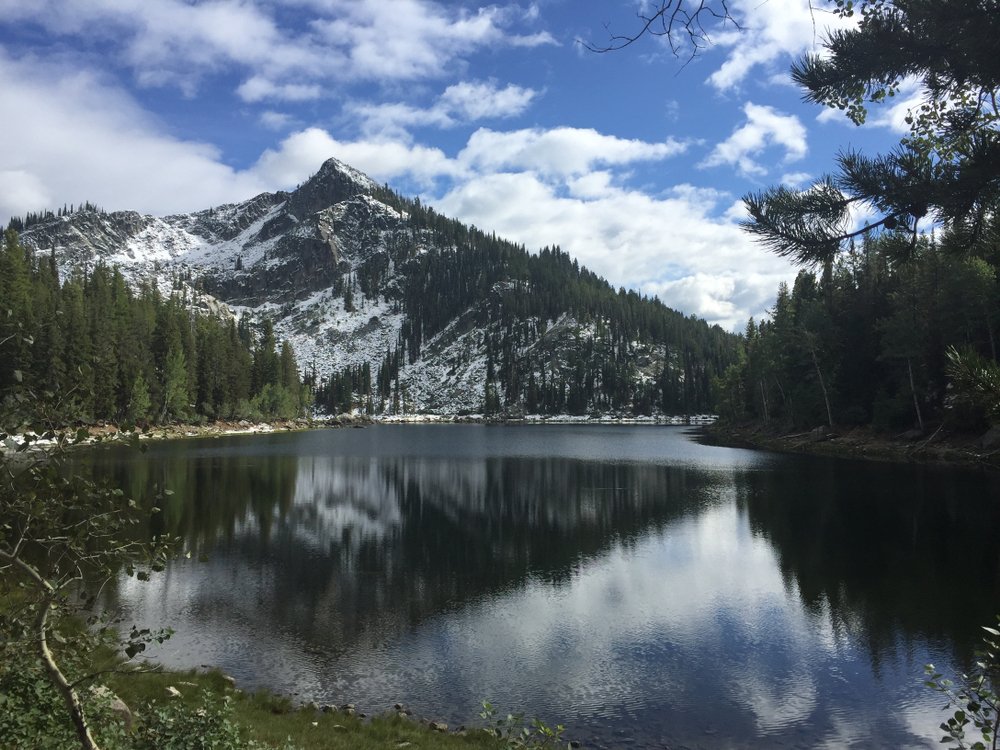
715;228;998;431
0;229;308;429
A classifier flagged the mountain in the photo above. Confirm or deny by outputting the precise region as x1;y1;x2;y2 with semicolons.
17;157;737;417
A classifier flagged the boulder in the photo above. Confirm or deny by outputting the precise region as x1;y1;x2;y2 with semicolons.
90;685;133;731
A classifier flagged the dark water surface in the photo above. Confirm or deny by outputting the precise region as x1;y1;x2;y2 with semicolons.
88;425;1000;749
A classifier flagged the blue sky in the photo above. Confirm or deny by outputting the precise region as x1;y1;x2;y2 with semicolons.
0;0;917;329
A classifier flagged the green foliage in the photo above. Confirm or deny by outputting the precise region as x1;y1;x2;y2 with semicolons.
0;404;178;750
128;373;152;424
0;649;292;750
0;649;131;750
924;617;1000;750
746;0;1000;263
133;693;276;750
478;701;570;750
0;231;307;428
946;347;1000;424
718;227;1000;431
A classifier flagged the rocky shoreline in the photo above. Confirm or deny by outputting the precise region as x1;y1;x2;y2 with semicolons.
701;422;1000;470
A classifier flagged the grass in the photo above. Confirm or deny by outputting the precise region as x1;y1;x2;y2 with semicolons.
103;666;513;749
0;594;514;749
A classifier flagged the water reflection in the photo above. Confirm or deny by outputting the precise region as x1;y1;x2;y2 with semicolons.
86;426;1000;749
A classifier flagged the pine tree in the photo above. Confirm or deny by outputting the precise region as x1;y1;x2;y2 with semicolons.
128;372;152;424
162;345;189;421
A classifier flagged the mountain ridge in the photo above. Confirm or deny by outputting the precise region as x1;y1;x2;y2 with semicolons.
18;157;736;417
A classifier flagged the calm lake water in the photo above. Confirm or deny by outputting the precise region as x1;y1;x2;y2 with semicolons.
88;425;1000;749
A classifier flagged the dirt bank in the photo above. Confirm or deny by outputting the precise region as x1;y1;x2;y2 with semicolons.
702;422;1000;470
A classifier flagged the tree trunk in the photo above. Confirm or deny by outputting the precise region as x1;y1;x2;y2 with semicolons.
809;345;834;427
0;551;101;750
37;596;102;750
907;357;925;433
759;379;770;423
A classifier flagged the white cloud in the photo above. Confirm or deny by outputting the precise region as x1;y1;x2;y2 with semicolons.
259;111;296;131
0;0;554;97
780;171;812;187
0;52;266;218
702;103;807;176
0;169;52;219
457;127;687;177
236;76;323;103
706;0;854;91
310;0;554;81
351;80;538;135
252;128;460;188
440;80;537;121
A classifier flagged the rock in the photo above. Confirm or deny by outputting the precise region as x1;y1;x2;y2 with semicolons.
306;701;319;712
321;704;336;713
980;425;1000;449
220;674;237;689
90;685;133;731
393;702;404;710
898;428;924;441
570;741;581;749
340;703;355;710
805;425;831;442
165;686;182;698
429;721;448;732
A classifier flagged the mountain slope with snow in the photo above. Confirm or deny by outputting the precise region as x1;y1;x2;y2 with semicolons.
19;157;735;416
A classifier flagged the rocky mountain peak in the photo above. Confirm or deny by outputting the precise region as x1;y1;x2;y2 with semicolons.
285;156;378;221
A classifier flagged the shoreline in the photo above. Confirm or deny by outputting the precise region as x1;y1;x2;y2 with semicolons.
701;422;1000;470
9;416;998;475
2;412;720;456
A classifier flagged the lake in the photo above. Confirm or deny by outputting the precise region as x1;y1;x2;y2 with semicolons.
89;424;1000;749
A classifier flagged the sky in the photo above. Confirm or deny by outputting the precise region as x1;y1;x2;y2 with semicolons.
0;0;917;330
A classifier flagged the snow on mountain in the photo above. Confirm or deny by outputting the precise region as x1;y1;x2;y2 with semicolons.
18;156;730;417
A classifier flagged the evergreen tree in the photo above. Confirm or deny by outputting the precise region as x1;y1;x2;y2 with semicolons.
128;372;152;424
162;345;189;421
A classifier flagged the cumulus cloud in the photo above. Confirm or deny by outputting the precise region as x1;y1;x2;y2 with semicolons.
259;111;296;131
457;127;687;177
0;52;266;218
780;171;812;187
702;103;807;176
236;76;323;103
0;0;554;96
706;0;854;91
252;128;459;188
351;80;538;135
